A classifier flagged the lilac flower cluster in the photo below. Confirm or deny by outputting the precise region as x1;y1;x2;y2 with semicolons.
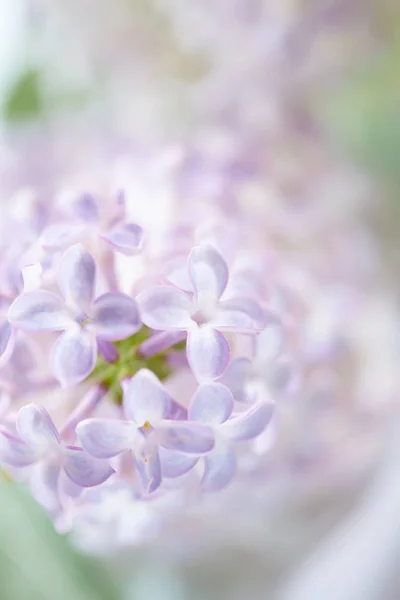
0;190;285;542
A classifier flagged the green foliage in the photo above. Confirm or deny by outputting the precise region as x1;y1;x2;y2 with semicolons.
0;481;119;600
324;49;400;182
90;327;186;403
4;69;43;122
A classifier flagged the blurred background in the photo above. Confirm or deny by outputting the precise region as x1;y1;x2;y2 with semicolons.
0;1;399;599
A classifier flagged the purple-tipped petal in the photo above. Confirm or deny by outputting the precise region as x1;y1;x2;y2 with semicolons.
122;369;170;425
63;447;114;487
102;222;144;255
189;383;233;425
137;286;192;331
30;461;61;514
57;244;95;310
77;418;135;458
91;293;141;341
17;404;60;450
186;325;230;382
219;357;252;403
220;402;274;441
40;223;87;250
51;328;97;387
8;291;70;332
135;439;162;494
201;443;237;492
189;243;228;311
0;432;37;466
158;421;214;454
0;320;14;366
255;319;285;365
159;447;198;478
214;297;265;333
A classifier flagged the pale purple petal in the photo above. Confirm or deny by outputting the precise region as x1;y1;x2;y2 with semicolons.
220;403;274;441
134;439;162;494
58;470;83;499
189;383;233;425
163;258;193;292
159;447;198;478
30;461;61;514
17;403;60;449
40;223;87;250
168;399;188;421
69;194;99;223
122;369;170;425
158;421;214;454
0;320;14;366
8;291;70;332
186;325;230;382
91;293;141;341
219;357;252;403
255;319;285;365
51;328;97;387
102;222;144;255
63;447;115;487
189;243;228;311
57;244;95;309
137;286;192;331
77;418;135;458
0;432;37;466
214;297;265;333
201;443;237;492
188;243;229;304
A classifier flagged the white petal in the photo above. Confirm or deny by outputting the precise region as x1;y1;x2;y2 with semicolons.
189;243;228;312
137;286;193;331
186;325;230;382
122;369;170;425
51;328;97;387
57;244;95;310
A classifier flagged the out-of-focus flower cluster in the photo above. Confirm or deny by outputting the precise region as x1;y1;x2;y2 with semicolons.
0;0;396;566
0;153;394;556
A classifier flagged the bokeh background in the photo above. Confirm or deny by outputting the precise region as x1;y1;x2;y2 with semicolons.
0;1;399;599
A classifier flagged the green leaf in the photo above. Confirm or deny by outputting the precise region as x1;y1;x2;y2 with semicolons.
4;69;43;123
0;481;120;600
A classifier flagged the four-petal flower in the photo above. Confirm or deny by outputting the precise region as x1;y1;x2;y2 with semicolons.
137;243;265;381
8;244;141;386
40;193;144;255
0;403;114;514
77;369;215;493
188;382;273;491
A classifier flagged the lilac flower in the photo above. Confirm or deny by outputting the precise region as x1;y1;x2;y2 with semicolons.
0;404;114;514
0;295;15;368
188;382;273;491
137;243;265;381
0;263;44;369
220;319;300;403
77;369;215;493
8;244;141;386
40;193;144;255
